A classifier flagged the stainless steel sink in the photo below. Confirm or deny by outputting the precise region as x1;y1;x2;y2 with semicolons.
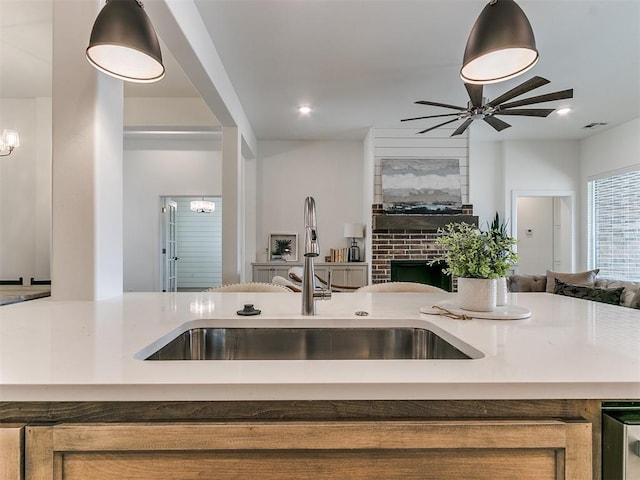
142;327;477;360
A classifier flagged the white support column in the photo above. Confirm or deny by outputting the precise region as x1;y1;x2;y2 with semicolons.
221;127;242;284
51;0;123;300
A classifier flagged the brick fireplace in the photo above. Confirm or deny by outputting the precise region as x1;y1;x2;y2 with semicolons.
370;204;478;287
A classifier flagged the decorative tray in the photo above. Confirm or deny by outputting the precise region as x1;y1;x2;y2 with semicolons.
420;300;532;320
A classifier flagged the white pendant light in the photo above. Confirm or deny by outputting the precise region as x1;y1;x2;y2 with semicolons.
190;199;215;213
86;0;165;83
461;0;539;85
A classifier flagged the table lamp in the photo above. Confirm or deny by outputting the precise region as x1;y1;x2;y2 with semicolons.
344;223;364;262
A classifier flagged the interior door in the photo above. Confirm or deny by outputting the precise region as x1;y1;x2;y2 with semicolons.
512;191;574;275
516;196;554;274
162;200;178;292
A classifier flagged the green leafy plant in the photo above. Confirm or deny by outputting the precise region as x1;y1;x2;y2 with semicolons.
435;221;517;279
487;212;509;241
273;239;292;256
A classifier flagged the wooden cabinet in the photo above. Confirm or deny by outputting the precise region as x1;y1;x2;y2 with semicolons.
25;419;591;480
251;263;291;283
313;264;368;289
0;424;23;480
252;262;368;288
329;264;367;288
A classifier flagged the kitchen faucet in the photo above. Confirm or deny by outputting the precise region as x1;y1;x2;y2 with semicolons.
302;196;331;315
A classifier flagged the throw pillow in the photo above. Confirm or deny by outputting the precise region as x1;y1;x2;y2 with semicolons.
596;279;640;307
545;269;599;293
630;289;640;309
508;274;547;292
553;278;624;306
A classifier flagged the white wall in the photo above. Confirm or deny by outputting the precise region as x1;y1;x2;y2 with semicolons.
502;140;580;216
470;139;580;227
470;138;580;267
124;97;219;127
468;139;502;229
123;138;222;291
373;128;470;205
0;97;51;282
35;97;52;280
256;140;364;263
580;118;640;177
579;117;640;270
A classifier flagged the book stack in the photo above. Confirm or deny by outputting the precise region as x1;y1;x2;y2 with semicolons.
329;247;348;263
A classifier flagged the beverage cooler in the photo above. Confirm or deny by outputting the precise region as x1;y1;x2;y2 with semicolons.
603;402;640;479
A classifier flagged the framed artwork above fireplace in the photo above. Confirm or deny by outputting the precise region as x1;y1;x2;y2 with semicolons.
381;158;462;215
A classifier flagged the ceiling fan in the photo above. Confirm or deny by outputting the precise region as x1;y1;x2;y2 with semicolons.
401;76;573;136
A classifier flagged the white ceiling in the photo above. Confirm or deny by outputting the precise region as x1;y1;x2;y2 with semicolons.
189;0;640;141
0;1;200;99
2;0;639;142
0;0;52;98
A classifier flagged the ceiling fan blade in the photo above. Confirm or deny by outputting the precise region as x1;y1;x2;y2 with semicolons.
416;118;461;135
415;100;467;111
486;76;550;108
483;115;511;132
465;83;483;108
401;113;461;122
451;118;474;136
499;89;574;109
495;108;555;117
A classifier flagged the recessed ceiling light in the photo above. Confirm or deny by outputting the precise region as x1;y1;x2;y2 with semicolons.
298;105;312;115
556;107;571;116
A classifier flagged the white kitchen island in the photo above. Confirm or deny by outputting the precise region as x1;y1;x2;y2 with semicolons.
1;291;638;479
0;290;638;401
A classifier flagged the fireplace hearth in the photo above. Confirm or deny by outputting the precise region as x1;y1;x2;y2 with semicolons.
391;260;452;292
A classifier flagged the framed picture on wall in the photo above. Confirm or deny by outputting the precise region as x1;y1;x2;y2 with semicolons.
268;233;298;262
381;158;463;214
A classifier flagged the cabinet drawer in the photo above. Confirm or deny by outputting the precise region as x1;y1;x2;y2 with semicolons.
26;419;590;479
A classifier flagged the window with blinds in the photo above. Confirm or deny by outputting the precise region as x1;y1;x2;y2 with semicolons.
588;167;640;281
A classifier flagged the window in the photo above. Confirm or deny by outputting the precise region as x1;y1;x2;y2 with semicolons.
588;167;640;281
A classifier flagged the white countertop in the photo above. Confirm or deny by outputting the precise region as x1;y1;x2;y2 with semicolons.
0;291;639;401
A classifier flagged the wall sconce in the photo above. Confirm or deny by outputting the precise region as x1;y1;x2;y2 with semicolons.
0;130;20;157
460;0;539;85
86;0;165;83
190;199;215;213
344;223;364;262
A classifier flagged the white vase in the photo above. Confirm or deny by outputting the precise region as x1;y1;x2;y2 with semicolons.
496;276;508;306
457;277;497;312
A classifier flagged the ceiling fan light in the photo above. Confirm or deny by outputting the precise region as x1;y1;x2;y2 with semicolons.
86;0;165;83
460;0;539;85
